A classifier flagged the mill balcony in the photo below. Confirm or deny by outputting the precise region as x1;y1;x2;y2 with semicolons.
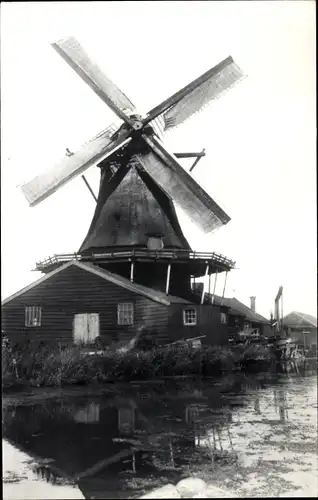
34;249;235;277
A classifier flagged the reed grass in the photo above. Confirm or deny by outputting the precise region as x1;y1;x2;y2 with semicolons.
2;340;272;391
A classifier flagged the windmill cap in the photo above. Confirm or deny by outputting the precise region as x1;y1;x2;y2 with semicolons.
124;109;144;120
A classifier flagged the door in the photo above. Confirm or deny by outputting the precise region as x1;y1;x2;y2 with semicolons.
88;313;99;342
73;313;100;344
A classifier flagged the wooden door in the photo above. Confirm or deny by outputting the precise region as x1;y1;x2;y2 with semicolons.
88;313;100;342
73;313;88;344
73;313;99;344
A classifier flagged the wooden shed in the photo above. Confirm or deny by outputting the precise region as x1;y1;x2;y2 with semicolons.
282;311;317;348
205;294;271;337
1;261;229;347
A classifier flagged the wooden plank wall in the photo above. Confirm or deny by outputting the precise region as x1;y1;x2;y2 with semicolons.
168;304;228;345
1;265;169;346
2;265;229;347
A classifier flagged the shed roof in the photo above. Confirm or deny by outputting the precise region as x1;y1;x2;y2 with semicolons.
283;311;317;329
208;294;270;324
1;261;173;307
229;298;270;324
167;295;193;304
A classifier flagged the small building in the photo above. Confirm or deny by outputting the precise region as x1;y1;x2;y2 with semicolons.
1;260;230;348
205;293;271;337
282;311;317;348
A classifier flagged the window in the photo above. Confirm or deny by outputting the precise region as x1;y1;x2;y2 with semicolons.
25;306;42;327
74;403;100;424
220;312;227;324
147;236;164;250
183;308;197;326
243;322;250;332
117;303;134;325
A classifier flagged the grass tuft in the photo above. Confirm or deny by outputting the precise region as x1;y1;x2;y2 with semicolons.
2;340;272;391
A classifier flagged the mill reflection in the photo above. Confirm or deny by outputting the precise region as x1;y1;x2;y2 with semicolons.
274;387;288;422
74;403;100;424
3;380;245;498
3;366;315;499
185;401;237;467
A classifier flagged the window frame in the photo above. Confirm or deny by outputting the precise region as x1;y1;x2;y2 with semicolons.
117;302;134;326
25;306;42;327
183;307;197;326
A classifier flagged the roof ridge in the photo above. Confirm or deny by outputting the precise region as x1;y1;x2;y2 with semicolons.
72;261;170;306
283;311;317;328
227;297;270;323
2;260;170;307
1;261;74;305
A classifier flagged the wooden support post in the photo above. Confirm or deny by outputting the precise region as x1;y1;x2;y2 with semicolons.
166;263;171;295
190;148;206;172
220;271;228;306
201;263;209;304
218;430;223;452
280;290;284;334
81;175;97;202
174;151;206;159
208;273;211;297
212;427;217;450
275;300;279;336
211;270;218;304
130;261;135;283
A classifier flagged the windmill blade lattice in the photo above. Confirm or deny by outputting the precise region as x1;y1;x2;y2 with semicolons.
21;35;245;237
136;135;230;233
52;37;136;124
21;127;130;207
163;57;245;130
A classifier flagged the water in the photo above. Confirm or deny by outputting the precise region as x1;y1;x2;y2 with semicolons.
3;361;318;499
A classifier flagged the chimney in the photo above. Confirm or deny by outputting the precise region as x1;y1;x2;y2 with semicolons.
250;296;256;312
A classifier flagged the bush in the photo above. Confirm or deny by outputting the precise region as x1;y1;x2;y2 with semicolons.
2;339;274;391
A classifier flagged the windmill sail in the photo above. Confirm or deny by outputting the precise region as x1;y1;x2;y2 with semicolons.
136;135;230;233
22;35;245;242
52;37;136;124
21;128;130;207
163;57;245;130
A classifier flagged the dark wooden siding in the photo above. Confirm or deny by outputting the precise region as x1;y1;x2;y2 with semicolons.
2;265;229;347
289;327;317;346
1;265;169;346
168;304;228;345
135;297;169;345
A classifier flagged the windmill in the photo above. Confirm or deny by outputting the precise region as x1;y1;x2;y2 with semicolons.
21;36;245;299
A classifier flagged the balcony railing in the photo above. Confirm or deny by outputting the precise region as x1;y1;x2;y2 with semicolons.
35;249;236;272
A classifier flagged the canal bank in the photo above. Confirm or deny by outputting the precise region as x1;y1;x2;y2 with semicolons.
3;342;273;393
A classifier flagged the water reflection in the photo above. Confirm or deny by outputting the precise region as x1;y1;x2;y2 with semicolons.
3;360;317;499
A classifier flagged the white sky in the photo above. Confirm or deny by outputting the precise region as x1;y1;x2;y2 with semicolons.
1;1;316;318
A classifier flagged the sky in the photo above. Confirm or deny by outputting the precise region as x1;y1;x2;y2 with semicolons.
1;1;316;318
